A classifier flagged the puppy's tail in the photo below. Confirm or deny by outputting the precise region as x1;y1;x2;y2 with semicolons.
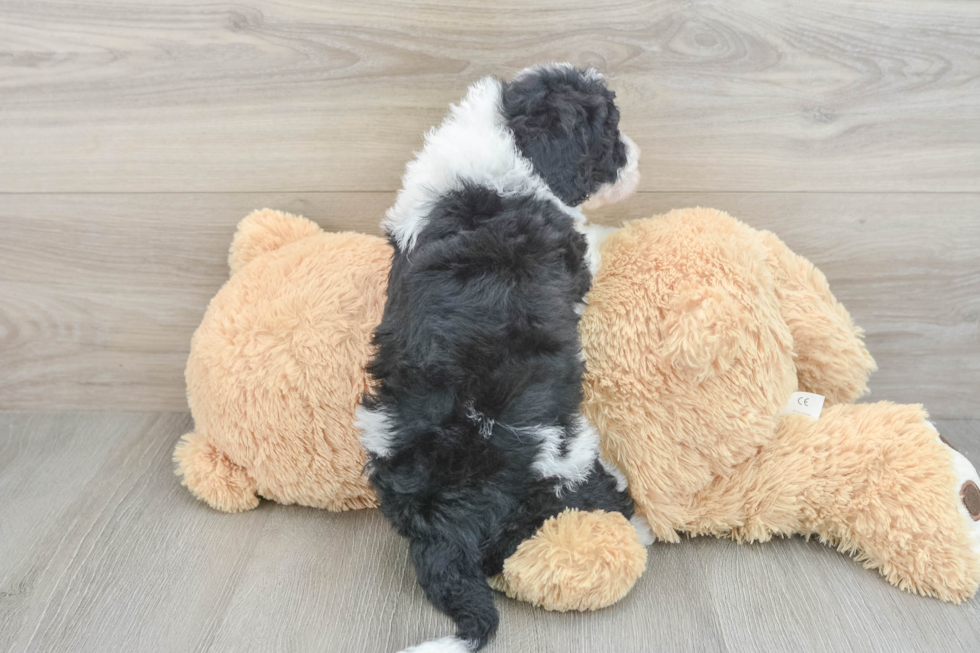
399;534;498;652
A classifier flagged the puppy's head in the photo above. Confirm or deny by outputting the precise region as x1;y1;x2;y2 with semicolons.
502;63;640;209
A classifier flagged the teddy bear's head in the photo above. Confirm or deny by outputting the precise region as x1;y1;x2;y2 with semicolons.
179;210;390;512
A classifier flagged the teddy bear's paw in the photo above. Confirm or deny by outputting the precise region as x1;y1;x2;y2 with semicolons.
173;431;260;513
498;509;647;611
926;421;980;556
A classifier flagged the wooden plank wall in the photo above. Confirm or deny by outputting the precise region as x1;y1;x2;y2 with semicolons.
1;1;978;416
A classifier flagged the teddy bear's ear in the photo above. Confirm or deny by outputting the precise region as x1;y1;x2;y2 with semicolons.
227;209;323;275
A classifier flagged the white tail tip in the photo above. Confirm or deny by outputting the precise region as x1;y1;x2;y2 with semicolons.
398;636;475;653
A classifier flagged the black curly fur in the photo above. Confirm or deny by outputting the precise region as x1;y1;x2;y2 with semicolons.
361;66;634;652
503;66;628;207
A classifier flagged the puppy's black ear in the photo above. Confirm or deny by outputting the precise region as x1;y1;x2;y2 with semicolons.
502;64;627;207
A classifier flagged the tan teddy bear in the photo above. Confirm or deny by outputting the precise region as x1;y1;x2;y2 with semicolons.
175;208;646;612
176;206;980;609
581;207;980;602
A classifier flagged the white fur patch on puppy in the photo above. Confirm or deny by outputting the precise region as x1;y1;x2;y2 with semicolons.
599;456;629;492
630;514;656;546
529;415;600;492
354;404;396;458
398;636;475;653
574;222;618;276
383;76;583;253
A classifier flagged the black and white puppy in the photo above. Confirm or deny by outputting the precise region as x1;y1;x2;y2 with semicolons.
358;64;646;653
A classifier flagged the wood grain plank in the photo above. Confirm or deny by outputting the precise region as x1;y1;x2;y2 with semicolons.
706;418;980;653
0;192;391;411
0;413;271;653
2;0;979;193
0;413;978;652
2;192;977;417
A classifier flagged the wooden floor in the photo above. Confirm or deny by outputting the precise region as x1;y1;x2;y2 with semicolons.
0;412;977;653
3;1;980;652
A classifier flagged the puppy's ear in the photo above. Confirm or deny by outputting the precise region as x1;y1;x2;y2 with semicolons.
502;64;627;207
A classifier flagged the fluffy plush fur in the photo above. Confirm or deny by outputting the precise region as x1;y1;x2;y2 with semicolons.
177;205;980;628
361;65;640;652
581;207;980;601
176;209;387;513
177;208;649;615
487;508;649;611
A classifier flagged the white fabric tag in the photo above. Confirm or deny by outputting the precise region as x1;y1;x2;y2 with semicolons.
781;391;825;419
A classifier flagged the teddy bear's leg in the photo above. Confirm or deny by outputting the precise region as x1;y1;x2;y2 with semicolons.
923;420;980;553
490;509;648;612
803;405;980;601
173;431;259;513
759;231;877;404
686;402;980;602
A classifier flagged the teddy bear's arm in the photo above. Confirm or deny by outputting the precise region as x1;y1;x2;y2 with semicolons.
760;231;877;405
